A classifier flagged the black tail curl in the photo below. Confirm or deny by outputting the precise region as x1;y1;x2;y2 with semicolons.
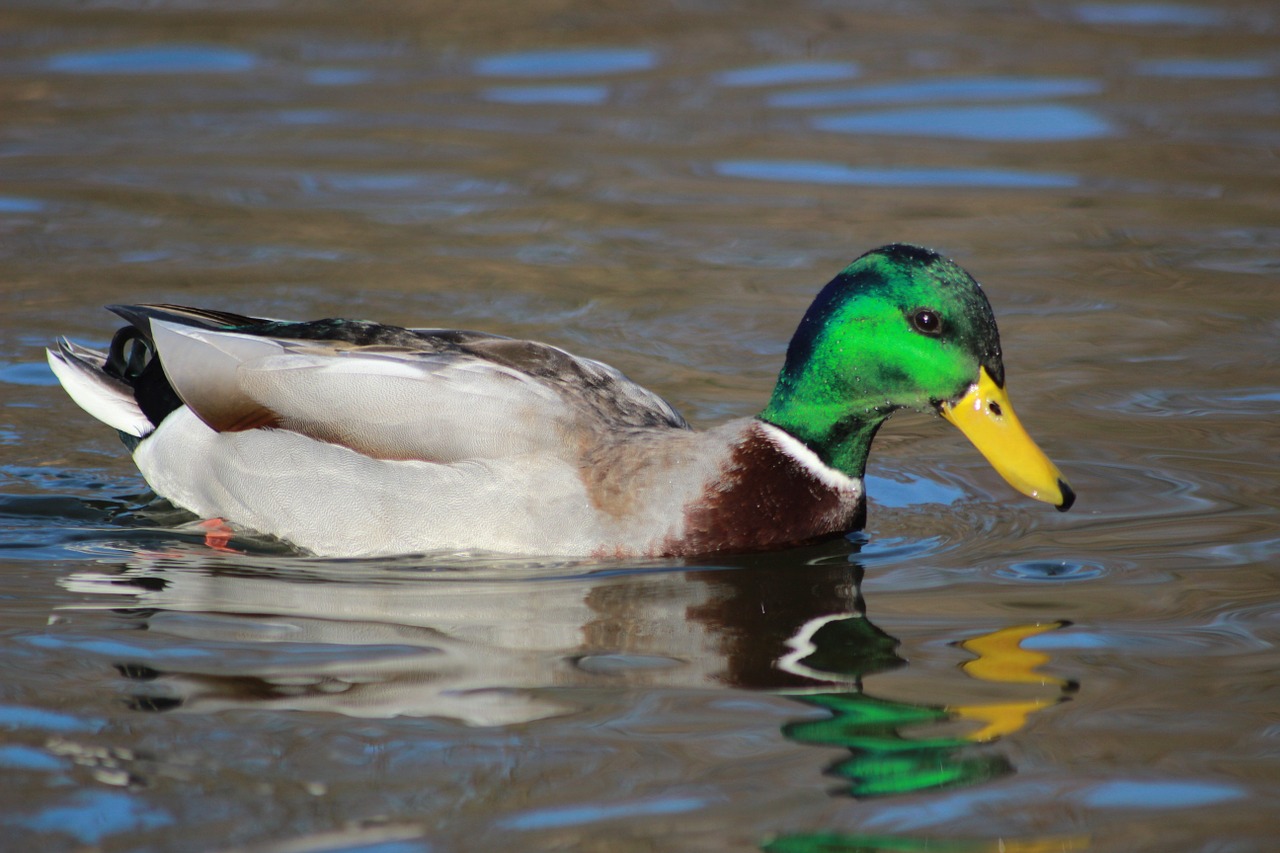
104;318;183;428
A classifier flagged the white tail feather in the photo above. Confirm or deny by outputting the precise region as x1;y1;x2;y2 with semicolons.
46;343;153;437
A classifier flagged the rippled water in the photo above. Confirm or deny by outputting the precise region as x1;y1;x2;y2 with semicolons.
2;1;1278;851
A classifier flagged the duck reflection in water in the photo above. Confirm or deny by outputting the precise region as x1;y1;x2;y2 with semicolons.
59;539;1073;801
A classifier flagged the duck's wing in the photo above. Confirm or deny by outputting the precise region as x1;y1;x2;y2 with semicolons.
134;306;687;464
448;336;688;431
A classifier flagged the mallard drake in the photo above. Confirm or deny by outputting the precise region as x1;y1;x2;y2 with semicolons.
47;244;1073;558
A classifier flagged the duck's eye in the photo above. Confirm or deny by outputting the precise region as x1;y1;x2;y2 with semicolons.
910;309;943;336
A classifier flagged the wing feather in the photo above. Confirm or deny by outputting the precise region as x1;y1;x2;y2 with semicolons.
145;313;689;463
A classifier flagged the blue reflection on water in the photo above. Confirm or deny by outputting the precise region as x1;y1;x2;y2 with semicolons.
276;109;343;125
770;76;1100;109
1222;389;1280;403
714;160;1078;189
0;704;102;733
0;745;64;771
482;85;610;105
997;559;1107;581
498;795;709;829
0;361;60;387
20;634;216;660
1073;3;1227;26
1023;631;1114;649
1136;58;1273;78
0;197;45;214
714;61;860;87
47;45;256;75
813;104;1113;141
473;48;656;78
306;67;375;86
1083;780;1245;808
865;472;969;508
16;791;173;844
860;783;1059;831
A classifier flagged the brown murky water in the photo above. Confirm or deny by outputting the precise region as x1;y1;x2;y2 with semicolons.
2;2;1278;851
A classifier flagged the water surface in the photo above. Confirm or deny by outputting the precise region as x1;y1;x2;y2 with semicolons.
2;2;1278;851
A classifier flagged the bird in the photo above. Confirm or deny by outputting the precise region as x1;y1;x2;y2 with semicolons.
47;244;1073;559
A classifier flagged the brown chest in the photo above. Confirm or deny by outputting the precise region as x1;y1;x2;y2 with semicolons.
663;426;864;556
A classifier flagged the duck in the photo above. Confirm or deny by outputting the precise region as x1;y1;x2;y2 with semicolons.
47;244;1073;558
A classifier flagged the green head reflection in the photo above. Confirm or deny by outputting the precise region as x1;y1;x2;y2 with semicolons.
776;606;1073;800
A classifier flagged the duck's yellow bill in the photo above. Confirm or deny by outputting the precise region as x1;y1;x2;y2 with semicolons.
939;368;1075;511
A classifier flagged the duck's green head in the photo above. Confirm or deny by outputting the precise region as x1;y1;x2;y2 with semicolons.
761;244;1073;511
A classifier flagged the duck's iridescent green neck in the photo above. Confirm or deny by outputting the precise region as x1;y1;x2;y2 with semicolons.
760;244;1004;479
759;341;892;480
759;401;886;481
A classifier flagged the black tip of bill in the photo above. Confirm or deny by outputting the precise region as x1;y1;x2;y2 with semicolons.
1056;479;1076;512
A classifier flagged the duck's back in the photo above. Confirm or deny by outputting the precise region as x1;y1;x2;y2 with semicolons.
113;305;689;460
